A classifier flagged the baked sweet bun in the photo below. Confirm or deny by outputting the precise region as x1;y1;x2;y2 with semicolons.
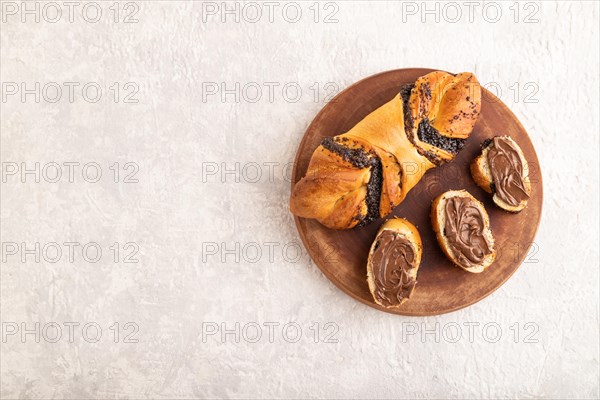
471;136;531;212
366;218;422;308
431;190;496;273
290;71;482;229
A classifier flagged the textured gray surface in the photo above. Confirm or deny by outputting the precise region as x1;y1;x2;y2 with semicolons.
1;1;599;399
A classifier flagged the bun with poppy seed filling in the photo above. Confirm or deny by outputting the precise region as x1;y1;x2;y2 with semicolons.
290;70;482;230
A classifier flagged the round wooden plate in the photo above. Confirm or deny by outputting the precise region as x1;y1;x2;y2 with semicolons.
291;68;543;316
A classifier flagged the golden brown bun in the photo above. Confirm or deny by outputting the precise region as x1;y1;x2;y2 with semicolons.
366;218;422;308
290;71;482;230
431;190;496;273
470;136;531;212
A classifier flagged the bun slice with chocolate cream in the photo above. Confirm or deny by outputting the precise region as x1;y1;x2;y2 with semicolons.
431;190;496;273
471;136;531;212
367;218;422;308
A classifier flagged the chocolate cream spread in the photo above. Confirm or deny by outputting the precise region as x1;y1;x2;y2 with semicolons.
487;137;530;207
444;197;492;268
371;230;417;306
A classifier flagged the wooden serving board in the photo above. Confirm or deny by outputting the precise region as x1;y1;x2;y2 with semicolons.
291;68;543;316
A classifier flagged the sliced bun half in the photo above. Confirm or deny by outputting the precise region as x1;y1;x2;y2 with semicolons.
471;136;531;212
367;218;422;308
431;190;496;273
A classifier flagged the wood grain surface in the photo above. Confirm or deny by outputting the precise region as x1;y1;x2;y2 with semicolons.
291;68;543;316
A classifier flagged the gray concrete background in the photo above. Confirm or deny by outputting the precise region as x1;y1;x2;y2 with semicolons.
1;1;598;398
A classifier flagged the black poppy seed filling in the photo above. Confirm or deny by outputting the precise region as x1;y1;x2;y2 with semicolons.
359;155;383;227
417;119;466;154
321;137;383;227
400;84;415;132
321;137;370;168
400;84;442;165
